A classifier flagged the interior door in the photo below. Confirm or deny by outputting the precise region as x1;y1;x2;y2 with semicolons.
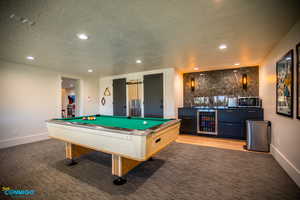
143;73;163;118
113;78;127;116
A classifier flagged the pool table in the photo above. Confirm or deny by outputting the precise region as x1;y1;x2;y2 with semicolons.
46;115;181;185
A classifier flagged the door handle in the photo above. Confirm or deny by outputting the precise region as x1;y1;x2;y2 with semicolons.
160;105;163;109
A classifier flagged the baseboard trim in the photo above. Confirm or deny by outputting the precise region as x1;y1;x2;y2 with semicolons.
0;132;49;149
270;144;300;187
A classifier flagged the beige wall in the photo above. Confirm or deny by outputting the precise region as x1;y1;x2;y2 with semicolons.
260;20;300;186
0;60;99;148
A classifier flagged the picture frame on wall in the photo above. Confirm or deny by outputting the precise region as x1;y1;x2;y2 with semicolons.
276;49;294;118
296;42;300;119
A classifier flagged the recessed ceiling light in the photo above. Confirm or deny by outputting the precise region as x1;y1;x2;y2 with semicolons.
77;33;88;40
136;59;142;64
234;63;240;66
88;69;93;73
26;56;35;60
218;44;227;50
194;67;199;70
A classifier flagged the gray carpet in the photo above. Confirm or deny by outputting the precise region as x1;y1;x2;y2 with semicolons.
0;139;299;200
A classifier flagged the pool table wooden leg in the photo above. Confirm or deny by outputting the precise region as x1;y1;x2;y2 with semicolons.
148;157;154;161
65;142;94;166
111;154;142;185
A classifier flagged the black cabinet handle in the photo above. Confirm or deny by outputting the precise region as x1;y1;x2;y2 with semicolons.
247;111;256;113
155;138;161;143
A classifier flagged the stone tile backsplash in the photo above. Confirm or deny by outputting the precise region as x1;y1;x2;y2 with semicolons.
183;66;259;106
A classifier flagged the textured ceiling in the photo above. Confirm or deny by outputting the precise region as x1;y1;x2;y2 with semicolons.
0;0;299;77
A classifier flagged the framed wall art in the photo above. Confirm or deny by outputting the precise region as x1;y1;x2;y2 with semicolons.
296;42;300;119
101;97;106;106
276;49;294;118
104;87;111;96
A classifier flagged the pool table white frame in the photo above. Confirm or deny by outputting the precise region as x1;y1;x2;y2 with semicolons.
46;118;180;183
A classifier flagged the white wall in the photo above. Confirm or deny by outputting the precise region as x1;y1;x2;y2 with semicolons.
260;20;300;186
0;60;99;148
99;68;183;119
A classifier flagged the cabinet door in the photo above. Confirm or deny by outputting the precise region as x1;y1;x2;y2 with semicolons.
242;109;264;121
180;117;197;134
218;109;264;123
218;110;243;123
218;122;245;140
178;108;197;134
178;108;197;117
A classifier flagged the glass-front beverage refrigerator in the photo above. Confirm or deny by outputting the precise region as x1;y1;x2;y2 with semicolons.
197;110;218;135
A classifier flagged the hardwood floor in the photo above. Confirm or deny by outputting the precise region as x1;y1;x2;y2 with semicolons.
176;134;246;151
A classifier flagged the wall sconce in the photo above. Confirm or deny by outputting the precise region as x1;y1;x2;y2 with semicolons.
191;78;195;92
242;74;248;90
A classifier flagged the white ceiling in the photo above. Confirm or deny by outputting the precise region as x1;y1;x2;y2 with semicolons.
0;0;299;77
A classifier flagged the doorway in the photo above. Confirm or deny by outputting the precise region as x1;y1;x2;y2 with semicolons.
127;79;142;117
61;77;80;118
143;73;164;118
113;78;127;116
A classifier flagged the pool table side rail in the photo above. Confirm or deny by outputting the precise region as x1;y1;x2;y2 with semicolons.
58;114;171;121
46;118;181;136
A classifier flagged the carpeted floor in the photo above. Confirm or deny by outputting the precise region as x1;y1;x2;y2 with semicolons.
0;139;299;200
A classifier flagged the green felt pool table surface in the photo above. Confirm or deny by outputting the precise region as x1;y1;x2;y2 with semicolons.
58;115;172;130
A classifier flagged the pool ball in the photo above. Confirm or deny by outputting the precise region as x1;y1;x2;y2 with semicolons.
143;121;147;125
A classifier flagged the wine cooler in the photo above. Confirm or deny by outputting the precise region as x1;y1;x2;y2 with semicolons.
197;110;218;135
